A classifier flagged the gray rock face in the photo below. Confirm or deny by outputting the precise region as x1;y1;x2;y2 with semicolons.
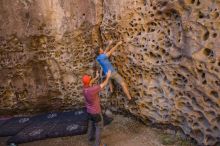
0;0;219;145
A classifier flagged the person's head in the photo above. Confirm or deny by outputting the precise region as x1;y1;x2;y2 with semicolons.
99;48;104;54
95;46;104;56
82;75;91;87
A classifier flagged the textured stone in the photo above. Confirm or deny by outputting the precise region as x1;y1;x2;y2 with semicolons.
0;0;220;145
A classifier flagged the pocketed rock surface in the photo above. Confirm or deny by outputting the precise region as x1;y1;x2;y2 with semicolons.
0;0;220;145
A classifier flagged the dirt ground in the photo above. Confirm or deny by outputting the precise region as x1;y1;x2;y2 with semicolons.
0;115;195;146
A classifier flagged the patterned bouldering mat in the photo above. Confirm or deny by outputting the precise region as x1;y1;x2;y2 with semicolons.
5;108;113;145
0;116;33;137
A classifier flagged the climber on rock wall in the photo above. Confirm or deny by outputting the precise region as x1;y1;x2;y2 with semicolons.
96;40;133;101
82;70;111;146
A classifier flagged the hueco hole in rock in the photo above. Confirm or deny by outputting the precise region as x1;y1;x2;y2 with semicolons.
0;0;219;146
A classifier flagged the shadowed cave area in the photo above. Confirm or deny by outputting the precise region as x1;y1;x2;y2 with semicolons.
0;0;220;146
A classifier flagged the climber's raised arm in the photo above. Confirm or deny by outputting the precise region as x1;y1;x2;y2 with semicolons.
104;40;113;54
106;41;123;57
89;70;99;86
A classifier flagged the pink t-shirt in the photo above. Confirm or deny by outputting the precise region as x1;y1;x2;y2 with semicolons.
83;85;101;114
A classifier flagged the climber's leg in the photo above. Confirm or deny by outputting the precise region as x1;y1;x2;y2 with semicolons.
111;72;132;100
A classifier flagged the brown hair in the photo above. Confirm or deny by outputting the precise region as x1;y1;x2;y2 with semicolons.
95;46;103;56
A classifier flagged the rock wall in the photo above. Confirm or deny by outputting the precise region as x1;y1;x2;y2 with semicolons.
100;0;220;145
0;0;103;114
0;0;219;145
